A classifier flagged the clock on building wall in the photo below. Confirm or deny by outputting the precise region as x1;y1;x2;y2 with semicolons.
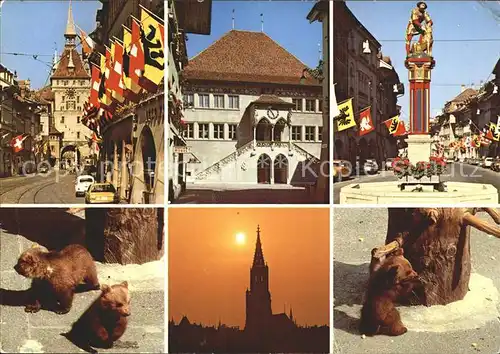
65;88;76;99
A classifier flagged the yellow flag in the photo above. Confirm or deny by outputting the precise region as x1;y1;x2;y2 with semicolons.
336;98;356;132
98;49;114;108
122;26;142;99
139;7;164;92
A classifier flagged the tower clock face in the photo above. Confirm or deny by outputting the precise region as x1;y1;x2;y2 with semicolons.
65;88;76;99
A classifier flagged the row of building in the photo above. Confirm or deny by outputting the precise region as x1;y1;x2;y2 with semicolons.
431;59;500;160
168;0;330;202
333;1;406;166
0;69;44;177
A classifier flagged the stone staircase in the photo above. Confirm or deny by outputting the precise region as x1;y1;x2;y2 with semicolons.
194;141;319;181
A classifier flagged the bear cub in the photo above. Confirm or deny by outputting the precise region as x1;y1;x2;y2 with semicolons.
65;281;131;351
14;244;99;314
360;248;419;336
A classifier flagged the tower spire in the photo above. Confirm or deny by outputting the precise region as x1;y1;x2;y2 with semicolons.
252;225;265;267
65;0;77;38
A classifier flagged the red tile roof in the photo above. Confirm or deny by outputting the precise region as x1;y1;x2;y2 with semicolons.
183;30;321;86
451;88;477;103
35;86;55;103
252;94;294;106
52;48;89;79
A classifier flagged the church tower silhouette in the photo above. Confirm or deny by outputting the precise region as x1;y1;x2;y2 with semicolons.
245;225;272;332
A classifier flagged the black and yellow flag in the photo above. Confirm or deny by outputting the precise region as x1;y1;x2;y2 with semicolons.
139;5;164;92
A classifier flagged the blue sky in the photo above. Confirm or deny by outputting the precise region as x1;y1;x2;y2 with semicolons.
1;1;101;89
185;1;323;68
346;1;500;122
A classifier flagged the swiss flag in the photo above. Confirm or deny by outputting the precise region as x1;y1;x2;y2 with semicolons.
108;41;126;104
89;65;101;109
10;134;28;153
358;108;374;136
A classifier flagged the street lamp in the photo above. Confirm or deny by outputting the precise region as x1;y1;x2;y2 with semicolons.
300;60;324;84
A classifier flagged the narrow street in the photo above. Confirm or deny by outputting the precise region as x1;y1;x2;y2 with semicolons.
0;172;80;204
333;163;500;204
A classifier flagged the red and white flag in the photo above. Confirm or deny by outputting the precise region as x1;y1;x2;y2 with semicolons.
358;107;374;136
10;134;28;153
80;29;95;57
89;64;101;109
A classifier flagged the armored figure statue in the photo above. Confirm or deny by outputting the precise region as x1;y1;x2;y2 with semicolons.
406;1;433;56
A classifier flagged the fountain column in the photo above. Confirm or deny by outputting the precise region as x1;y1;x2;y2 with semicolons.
405;56;435;163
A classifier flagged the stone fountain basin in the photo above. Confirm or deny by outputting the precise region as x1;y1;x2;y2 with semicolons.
339;182;498;204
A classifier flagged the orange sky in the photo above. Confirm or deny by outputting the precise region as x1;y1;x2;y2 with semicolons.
169;207;330;329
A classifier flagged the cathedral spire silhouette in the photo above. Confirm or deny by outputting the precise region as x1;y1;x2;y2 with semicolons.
252;225;265;267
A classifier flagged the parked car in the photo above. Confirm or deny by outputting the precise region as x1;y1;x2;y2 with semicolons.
85;182;119;204
75;175;95;197
363;159;379;175
385;158;396;171
484;157;494;168
38;163;50;174
490;159;500;172
333;160;351;182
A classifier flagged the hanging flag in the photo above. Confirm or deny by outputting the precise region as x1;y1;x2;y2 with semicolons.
485;121;499;141
471;135;481;148
331;83;340;117
335;98;355;132
80;29;95;57
358;107;374;136
98;49;116;112
139;6;164;92
393;121;408;136
10;134;28;153
383;116;401;135
89;64;101;109
109;40;126;104
130;17;145;87
122;25;142;102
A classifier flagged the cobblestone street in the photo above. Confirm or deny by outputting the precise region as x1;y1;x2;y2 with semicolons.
173;183;320;204
0;173;80;204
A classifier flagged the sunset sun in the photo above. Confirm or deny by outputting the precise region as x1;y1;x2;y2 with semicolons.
235;232;246;245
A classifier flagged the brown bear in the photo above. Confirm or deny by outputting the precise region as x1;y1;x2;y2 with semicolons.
64;281;131;352
360;248;419;336
14;244;99;314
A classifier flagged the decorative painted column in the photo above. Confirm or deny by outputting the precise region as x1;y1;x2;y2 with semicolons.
112;141;118;187
404;53;435;163
120;141;127;200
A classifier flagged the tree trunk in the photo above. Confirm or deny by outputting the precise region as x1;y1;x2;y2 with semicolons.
385;208;472;306
85;208;164;265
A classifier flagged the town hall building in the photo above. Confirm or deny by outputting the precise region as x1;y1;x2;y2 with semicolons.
181;29;323;186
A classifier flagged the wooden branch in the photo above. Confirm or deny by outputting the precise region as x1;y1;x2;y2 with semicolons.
463;211;500;238
476;208;500;224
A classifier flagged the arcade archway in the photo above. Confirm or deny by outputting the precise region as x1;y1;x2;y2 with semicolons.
273;119;287;142
60;145;81;169
256;118;272;142
257;153;271;184
334;139;344;159
140;126;156;192
273;154;288;184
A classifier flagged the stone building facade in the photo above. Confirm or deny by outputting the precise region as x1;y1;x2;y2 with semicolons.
167;0;212;201
0;67;43;177
90;0;165;203
51;4;92;167
333;1;403;165
181;30;323;186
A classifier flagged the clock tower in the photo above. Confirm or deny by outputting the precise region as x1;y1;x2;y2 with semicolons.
50;1;91;166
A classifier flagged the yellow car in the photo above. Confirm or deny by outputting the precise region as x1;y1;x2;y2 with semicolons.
85;183;119;204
